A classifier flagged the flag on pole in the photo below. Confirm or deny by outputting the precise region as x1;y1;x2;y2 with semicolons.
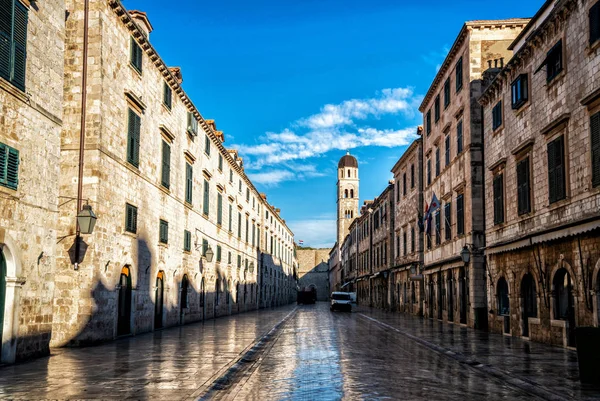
299;240;304;245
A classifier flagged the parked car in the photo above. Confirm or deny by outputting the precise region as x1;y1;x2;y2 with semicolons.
330;292;352;312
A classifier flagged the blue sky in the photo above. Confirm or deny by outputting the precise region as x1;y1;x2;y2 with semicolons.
123;0;541;248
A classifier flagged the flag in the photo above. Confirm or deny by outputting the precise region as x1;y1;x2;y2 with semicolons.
428;193;440;215
299;240;304;245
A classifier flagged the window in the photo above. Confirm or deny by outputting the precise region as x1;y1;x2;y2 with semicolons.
493;173;504;225
161;141;170;189
396;234;400;258
246;188;250;202
457;194;464;235
590;2;600;44
492;101;503;130
445;135;450;166
202;239;208;256
444;78;451;108
229;204;233;231
187;112;198;136
411;227;415;253
204;135;211;156
0;143;19;190
435;148;440;177
245;217;249;242
229;169;233;183
396;182;400;201
237;255;241;268
184;230;191;252
402;173;407;195
163;82;172;110
203;180;210;215
126;108;141;167
434;95;440;122
455;57;463;92
0;1;28;90
427;159;431;185
517;157;531;215
252;223;256;246
159;220;168;244
403;232;407;256
130;37;143;73
410;164;415;188
217;193;223;225
548;135;566;203
457;120;463;154
444;202;451;240
237;212;242;238
228;251;232;264
511;74;528;109
591;112;600;187
185;163;193;204
435;212;441;245
125;203;137;233
216;245;222;262
426;110;431;135
238;180;242;193
546;40;563;82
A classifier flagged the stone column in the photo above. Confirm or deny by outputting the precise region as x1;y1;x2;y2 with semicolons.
1;277;25;364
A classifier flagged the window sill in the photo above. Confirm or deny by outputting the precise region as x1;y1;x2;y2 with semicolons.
124;162;140;175
183;250;191;255
546;69;566;90
122;230;138;239
129;63;143;78
492;125;504;136
184;202;193;210
158;242;169;248
162;103;172;113
586;39;600;55
0;77;28;103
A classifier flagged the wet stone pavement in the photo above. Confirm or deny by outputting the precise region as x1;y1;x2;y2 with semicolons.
1;303;599;400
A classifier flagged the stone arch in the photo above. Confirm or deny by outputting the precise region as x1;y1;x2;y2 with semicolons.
0;232;24;363
116;265;133;337
350;189;354;198
550;259;577;346
344;189;348;198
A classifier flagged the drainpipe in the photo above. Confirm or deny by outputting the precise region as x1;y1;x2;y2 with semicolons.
74;0;90;269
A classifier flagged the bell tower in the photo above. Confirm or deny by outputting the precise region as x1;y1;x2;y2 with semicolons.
337;152;359;246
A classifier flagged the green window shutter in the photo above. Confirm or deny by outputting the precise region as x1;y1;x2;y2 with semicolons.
1;145;18;190
163;82;172;109
184;230;191;252
161;141;170;188
127;109;140;167
202;239;208;256
159;220;168;243
548;136;565;203
493;174;504;225
216;245;221;262
237;212;241;238
444;203;451;240
245;217;249;242
457;194;464;235
548;140;556;202
205;135;210;155
517;158;531;214
591;112;600;187
125;203;137;233
228;204;232;231
217;193;223;225
11;2;27;90
218;155;223;171
237;255;241;268
185;163;193;204
0;143;7;185
130;37;142;73
0;0;11;81
203;179;209;215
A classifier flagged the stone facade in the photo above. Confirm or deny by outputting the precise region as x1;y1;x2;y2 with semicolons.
480;0;600;347
0;0;65;362
297;249;330;301
419;19;528;328
50;0;297;346
391;137;424;316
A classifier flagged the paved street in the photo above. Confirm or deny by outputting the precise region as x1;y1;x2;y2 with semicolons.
0;303;599;400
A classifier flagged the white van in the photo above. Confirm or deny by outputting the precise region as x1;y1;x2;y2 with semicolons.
330;292;352;312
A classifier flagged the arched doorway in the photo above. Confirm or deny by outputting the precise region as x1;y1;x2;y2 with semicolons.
447;271;454;322
154;271;164;329
459;267;467;324
497;277;510;334
215;278;221;317
117;266;132;336
0;250;6;344
553;268;575;346
521;273;537;337
180;275;189;324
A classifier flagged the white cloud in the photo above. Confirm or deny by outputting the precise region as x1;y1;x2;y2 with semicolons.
422;46;450;72
246;163;327;187
288;219;336;249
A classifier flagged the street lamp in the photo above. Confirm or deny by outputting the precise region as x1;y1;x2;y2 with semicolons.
460;245;471;264
77;203;97;235
205;246;214;263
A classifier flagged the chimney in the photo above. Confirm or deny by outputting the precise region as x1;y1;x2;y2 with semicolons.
129;10;153;37
206;119;217;131
168;67;183;84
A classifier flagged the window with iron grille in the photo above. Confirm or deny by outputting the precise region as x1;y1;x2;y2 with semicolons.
492;101;502;130
0;142;19;190
434;95;440;122
511;74;528;109
444;202;451;240
426;110;431;135
493;173;504;225
517;157;531;214
591;112;600;187
184;230;191;252
130;37;142;73
547;135;566;203
455;57;463;92
444;78;451;108
0;0;28;90
456;194;464;235
163;82;172;110
159;220;168;244
546;41;563;82
125;203;137;233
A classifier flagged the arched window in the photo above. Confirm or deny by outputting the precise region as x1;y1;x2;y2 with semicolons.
553;268;572;320
347;169;350;177
344;189;348;198
181;275;189;309
350;189;354;198
497;278;509;316
341;170;344;178
155;271;165;329
117;266;132;336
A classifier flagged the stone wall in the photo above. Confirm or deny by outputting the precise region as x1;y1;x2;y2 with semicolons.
297;249;330;301
0;0;64;362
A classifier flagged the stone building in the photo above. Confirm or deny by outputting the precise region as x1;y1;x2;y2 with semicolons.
0;0;64;362
50;0;296;346
368;184;394;309
297;248;330;301
391;136;424;315
337;152;359;247
339;219;358;294
356;202;373;305
419;19;528;328
328;244;340;293
480;0;600;347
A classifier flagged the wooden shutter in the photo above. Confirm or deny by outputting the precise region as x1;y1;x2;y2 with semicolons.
127;109;140;167
592;112;600;187
435;212;441;244
6;146;18;189
11;2;27;90
493;174;504;224
457;121;463;153
0;0;11;80
547;140;556;203
517;158;530;214
161;141;170;188
444;203;451;240
0;144;6;185
185;163;193;203
203;180;209;215
126;204;137;233
591;2;600;44
217;193;223;225
548;136;565;203
457;194;464;235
